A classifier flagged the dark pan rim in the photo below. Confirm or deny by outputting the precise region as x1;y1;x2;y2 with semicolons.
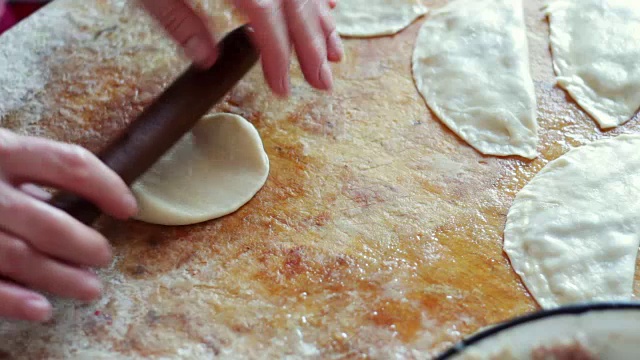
435;302;640;359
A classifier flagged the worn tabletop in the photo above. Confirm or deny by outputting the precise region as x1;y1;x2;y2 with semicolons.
0;0;638;358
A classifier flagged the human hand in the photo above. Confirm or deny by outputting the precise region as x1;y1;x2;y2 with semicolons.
140;0;344;97
0;130;137;322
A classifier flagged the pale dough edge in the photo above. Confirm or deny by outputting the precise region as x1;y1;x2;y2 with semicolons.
411;0;538;159
546;2;639;129
336;3;428;37
132;113;270;226
503;134;640;308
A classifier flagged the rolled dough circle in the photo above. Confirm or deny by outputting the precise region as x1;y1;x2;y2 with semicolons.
412;0;538;159
504;134;640;308
131;113;269;226
547;0;640;129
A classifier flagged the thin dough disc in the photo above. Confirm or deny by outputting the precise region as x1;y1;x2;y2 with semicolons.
547;0;640;129
504;135;640;309
412;0;538;159
131;113;270;226
335;0;428;37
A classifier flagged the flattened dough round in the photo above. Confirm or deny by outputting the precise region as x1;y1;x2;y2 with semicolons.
504;135;640;309
547;0;640;129
132;113;269;226
335;0;428;37
412;0;538;159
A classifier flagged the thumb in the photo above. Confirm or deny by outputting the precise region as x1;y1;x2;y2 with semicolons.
139;0;218;68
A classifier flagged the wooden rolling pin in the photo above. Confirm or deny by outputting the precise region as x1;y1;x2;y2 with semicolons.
48;25;260;225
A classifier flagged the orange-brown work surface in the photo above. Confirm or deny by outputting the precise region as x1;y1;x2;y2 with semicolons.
0;0;639;358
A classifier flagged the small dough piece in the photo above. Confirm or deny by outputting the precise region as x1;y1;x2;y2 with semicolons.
547;0;640;129
504;135;640;309
335;0;428;37
132;113;269;226
412;0;538;159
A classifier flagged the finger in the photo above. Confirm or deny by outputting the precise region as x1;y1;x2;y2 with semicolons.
0;233;102;301
328;0;337;9
0;130;136;220
0;184;112;267
284;0;333;90
234;0;291;96
0;279;51;322
139;0;218;68
316;0;343;62
20;184;52;202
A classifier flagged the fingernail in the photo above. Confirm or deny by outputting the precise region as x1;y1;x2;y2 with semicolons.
89;276;102;291
319;62;333;90
99;243;114;267
25;297;52;322
185;36;217;68
82;276;103;301
124;194;138;217
329;31;344;61
21;184;52;201
279;76;291;97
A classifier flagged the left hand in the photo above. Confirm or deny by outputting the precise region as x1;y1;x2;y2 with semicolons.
139;0;343;97
0;130;138;322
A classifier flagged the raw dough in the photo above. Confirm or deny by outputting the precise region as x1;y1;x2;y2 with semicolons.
131;113;270;226
335;0;428;37
504;135;640;309
547;0;640;129
412;0;538;159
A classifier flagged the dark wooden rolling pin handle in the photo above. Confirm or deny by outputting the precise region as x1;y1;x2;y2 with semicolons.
47;25;260;225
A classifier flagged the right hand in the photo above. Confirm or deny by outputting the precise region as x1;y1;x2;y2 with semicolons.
139;0;343;97
0;129;137;322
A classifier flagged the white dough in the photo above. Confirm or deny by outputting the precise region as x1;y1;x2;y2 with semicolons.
132;113;269;226
504;135;640;309
335;0;428;37
412;0;538;159
547;0;640;129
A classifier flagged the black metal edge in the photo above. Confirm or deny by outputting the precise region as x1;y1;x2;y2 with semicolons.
434;302;640;359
